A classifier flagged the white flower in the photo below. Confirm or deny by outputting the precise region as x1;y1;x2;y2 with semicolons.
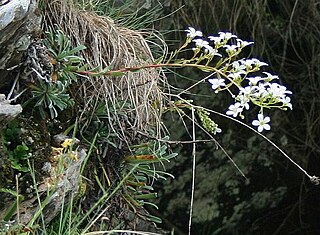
246;76;264;86
263;72;279;81
204;45;222;57
254;83;269;98
228;71;245;80
236;38;254;47
218;32;237;41
193;38;209;48
226;102;243;117
267;83;292;98
208;35;223;44
239;86;258;95
208;32;237;45
237;94;250;110
241;59;254;69
252;114;271;132
185;27;203;39
208;78;226;90
213;126;222;135
224;44;239;55
231;61;246;72
251;58;269;67
280;96;293;110
242;58;268;70
204;44;214;53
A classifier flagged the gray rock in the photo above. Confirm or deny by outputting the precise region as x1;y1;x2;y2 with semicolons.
0;0;30;30
0;93;22;128
17;149;87;225
0;0;41;89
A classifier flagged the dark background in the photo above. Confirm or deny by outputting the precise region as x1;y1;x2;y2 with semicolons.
146;0;320;234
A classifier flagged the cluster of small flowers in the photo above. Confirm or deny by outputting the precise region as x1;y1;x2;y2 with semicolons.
185;27;252;59
185;27;293;133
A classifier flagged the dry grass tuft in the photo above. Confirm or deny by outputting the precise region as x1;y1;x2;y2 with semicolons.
43;0;165;141
38;1;169;230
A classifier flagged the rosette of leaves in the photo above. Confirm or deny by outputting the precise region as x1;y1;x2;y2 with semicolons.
44;28;86;84
28;29;85;119
29;80;75;119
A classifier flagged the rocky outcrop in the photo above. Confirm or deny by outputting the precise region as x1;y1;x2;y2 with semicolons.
17;148;87;225
0;0;41;89
0;94;22;128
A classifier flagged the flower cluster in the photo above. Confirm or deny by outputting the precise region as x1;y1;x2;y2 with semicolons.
184;27;293;132
185;27;252;62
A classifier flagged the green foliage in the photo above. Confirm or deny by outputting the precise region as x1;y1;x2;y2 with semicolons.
81;100;130;148
0;188;24;224
1;122;31;172
44;29;86;84
123;138;177;223
76;98;178;226
75;0;163;29
8;143;30;172
27;28;85;119
46;197;82;235
29;81;75;119
2;121;20;141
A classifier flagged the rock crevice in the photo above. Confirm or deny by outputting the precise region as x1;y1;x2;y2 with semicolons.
0;0;41;88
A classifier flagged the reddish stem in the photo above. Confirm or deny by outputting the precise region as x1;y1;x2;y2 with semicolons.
76;63;216;76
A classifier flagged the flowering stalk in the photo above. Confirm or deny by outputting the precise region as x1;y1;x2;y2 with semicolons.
75;27;319;190
77;27;293;134
77;63;218;76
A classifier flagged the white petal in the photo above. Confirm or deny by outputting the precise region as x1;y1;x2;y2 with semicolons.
263;124;271;130
226;110;234;116
252;120;260;126
257;113;264;121
258;125;264;132
264;116;270;123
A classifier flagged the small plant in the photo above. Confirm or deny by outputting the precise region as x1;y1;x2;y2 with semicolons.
122;138;177;223
7;143;30;172
1;121;31;172
29;80;75;119
27;29;86;119
183;28;292;131
43;28;86;84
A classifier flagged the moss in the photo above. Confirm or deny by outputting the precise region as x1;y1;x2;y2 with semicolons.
0;116;52;191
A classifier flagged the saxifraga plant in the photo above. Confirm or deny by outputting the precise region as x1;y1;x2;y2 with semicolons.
28;80;75;119
123;138;177;224
27;29;85;119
